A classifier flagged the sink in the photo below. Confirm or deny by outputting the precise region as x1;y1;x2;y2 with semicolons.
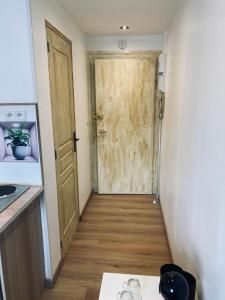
0;185;30;212
0;185;17;198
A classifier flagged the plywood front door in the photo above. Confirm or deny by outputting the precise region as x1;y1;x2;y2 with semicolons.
46;23;79;257
95;58;156;194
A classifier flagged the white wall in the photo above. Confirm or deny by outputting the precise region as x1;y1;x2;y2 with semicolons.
30;0;92;275
87;35;164;51
160;0;225;299
0;0;36;102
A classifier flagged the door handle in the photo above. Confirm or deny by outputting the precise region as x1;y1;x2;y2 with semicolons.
98;130;107;134
73;132;79;152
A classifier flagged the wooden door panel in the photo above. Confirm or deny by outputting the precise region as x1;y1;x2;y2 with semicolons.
53;52;74;144
61;171;77;228
46;23;79;257
95;58;156;194
59;140;74;173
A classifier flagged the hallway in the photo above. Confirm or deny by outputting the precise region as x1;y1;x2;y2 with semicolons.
41;194;171;300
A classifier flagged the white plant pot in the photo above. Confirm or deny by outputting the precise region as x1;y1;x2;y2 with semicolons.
12;146;28;160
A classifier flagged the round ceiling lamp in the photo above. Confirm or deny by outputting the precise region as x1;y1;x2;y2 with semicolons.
120;25;130;31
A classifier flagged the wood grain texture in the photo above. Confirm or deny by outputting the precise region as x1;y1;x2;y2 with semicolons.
88;52;161;194
41;194;171;300
0;198;44;300
46;22;80;257
95;58;156;194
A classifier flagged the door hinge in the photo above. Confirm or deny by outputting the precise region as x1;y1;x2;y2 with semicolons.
54;150;57;160
47;41;50;52
60;241;63;249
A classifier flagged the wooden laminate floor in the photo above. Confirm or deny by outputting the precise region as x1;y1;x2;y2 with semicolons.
41;194;172;300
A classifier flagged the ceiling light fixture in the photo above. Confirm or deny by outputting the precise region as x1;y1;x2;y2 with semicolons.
120;25;130;31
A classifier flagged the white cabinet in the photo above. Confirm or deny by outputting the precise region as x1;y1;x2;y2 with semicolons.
0;0;36;103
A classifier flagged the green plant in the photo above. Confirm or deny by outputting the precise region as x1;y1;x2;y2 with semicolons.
4;127;30;148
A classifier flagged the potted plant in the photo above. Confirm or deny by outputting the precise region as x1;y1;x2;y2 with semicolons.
4;127;30;160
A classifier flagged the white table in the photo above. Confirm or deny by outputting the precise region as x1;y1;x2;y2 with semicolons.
99;273;163;300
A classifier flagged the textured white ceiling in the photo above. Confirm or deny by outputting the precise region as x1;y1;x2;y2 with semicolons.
58;0;180;36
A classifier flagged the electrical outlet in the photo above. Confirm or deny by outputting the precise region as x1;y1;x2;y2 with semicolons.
15;110;26;121
4;111;16;121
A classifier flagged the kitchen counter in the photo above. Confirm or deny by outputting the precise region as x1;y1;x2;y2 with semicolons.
0;186;43;234
0;185;45;300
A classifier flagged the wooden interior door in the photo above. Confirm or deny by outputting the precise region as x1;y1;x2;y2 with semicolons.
46;23;79;257
95;58;156;194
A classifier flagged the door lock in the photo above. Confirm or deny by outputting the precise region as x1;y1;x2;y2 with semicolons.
93;113;104;121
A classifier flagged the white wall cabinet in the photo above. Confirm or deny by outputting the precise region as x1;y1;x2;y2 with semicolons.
0;0;36;103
